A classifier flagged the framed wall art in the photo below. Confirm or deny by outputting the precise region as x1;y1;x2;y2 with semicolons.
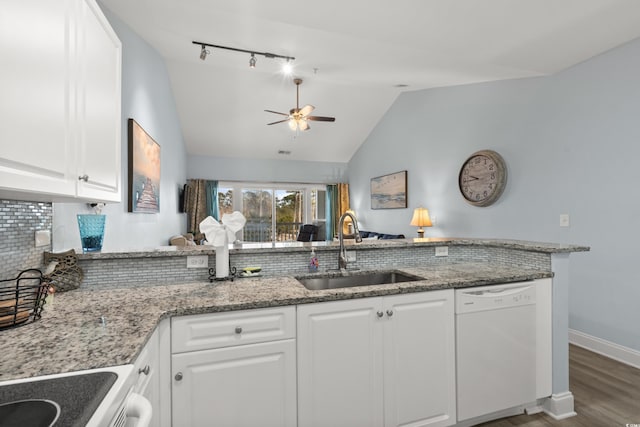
370;170;407;209
128;119;160;213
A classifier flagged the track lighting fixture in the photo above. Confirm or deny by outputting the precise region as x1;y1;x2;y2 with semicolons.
199;45;209;61
193;41;294;71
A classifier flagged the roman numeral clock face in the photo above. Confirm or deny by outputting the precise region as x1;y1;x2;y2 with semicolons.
458;150;507;207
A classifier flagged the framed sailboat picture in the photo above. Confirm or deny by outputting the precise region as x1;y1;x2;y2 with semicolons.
128;119;160;213
370;170;407;209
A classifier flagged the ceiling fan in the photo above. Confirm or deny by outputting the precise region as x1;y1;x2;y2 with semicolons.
265;78;335;131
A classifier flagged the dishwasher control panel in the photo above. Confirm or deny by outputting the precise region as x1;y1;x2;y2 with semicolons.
455;281;536;313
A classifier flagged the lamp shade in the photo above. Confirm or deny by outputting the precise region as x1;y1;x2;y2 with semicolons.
410;207;432;227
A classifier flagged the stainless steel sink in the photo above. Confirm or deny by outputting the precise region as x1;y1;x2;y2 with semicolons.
296;270;422;290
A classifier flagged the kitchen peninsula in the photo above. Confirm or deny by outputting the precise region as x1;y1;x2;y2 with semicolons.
1;238;588;426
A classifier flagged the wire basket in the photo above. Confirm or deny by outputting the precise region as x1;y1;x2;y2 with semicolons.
0;269;49;330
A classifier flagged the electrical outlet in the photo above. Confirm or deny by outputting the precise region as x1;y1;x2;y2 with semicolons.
187;255;208;268
559;214;570;227
435;246;449;257
346;251;357;262
35;230;51;247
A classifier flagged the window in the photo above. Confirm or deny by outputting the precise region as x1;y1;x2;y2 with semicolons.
242;188;273;242
217;186;233;217
217;182;326;242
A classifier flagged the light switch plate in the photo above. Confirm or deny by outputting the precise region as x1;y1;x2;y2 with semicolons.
35;230;51;247
559;214;570;227
187;255;208;268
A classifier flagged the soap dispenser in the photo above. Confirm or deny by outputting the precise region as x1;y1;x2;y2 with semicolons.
309;248;319;272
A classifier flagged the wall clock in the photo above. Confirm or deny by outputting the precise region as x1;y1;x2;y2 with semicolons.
458;149;507;207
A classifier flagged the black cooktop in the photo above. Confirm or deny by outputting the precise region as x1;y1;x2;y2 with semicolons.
0;372;116;427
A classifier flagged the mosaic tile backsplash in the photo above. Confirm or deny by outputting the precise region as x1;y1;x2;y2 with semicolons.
0;200;52;279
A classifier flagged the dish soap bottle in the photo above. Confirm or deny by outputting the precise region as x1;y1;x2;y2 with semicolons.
309;248;319;272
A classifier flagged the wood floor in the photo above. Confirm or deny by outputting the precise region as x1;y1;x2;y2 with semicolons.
478;344;640;427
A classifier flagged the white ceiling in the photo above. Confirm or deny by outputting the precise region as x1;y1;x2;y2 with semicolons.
100;0;640;163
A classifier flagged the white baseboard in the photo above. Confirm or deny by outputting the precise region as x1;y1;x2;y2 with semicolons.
542;392;576;420
569;329;640;369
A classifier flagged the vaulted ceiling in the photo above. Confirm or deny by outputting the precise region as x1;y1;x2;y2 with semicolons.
100;0;640;163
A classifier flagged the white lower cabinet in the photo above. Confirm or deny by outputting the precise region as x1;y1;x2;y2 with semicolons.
171;306;297;427
297;290;456;427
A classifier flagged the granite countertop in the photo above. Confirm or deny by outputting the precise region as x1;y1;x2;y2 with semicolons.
1;262;552;382
77;237;590;260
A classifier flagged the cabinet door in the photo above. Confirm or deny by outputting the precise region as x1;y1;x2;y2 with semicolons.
76;0;121;202
383;290;456;427
297;298;384;427
0;0;76;199
172;339;296;427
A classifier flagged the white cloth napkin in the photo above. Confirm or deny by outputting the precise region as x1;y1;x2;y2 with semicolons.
199;212;246;247
199;212;246;278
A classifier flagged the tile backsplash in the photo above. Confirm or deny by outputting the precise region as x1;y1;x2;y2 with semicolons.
0;199;52;279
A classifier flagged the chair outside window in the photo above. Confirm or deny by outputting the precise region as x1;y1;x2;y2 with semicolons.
297;224;319;242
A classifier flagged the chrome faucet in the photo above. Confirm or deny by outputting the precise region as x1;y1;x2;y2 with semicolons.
338;211;362;270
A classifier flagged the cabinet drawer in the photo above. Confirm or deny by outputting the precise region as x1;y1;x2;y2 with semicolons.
172;306;296;353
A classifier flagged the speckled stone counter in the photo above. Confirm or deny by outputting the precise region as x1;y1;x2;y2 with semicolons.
1;262;551;381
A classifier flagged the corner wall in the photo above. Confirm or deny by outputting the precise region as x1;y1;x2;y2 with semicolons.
188;155;348;184
348;38;640;352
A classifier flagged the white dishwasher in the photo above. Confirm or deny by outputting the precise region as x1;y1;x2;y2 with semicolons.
456;281;537;422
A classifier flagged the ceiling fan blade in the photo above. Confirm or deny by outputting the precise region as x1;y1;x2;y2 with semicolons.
267;119;290;125
299;120;310;131
264;109;289;116
299;105;315;117
307;115;336;122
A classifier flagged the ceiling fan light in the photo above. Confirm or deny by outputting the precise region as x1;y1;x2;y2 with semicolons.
249;53;256;68
299;120;309;131
288;119;298;131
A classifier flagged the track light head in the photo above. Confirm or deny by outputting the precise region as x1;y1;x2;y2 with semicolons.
249;53;256;68
199;45;209;61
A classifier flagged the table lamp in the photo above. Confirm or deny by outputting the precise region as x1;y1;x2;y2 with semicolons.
410;207;432;238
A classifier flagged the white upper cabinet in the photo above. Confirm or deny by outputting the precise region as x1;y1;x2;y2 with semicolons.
75;0;121;201
0;0;121;203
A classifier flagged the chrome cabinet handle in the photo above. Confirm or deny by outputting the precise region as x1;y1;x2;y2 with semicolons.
78;174;89;182
175;372;183;381
138;365;150;375
386;310;394;317
235;327;242;334
376;311;384;318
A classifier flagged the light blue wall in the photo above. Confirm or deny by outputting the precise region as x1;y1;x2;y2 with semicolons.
188;155;348;184
349;38;640;351
53;5;187;251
